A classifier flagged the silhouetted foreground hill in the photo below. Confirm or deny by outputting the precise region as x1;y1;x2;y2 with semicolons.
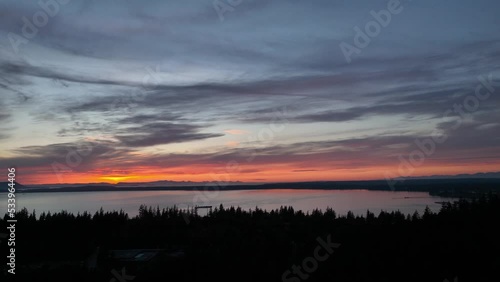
1;194;499;282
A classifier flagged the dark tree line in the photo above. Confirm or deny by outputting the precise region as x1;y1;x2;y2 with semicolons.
1;194;499;282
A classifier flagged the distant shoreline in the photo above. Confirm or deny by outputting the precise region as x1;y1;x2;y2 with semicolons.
6;178;500;198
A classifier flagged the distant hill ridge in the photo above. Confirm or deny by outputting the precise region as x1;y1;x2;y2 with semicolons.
402;171;500;179
15;171;500;189
0;181;24;192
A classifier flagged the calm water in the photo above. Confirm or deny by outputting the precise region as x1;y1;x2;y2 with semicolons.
0;189;454;217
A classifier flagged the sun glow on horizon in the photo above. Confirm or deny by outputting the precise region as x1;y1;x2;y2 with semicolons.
99;176;140;183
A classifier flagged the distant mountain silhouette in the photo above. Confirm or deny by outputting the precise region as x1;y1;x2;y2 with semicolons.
0;181;24;192
17;172;500;189
115;180;248;187
401;171;500;179
21;180;259;189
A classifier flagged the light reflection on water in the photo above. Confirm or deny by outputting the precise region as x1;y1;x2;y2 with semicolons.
0;189;454;217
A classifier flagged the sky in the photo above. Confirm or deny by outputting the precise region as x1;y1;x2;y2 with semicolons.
0;0;499;185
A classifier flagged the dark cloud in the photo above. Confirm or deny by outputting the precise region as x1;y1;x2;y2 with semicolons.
0;112;9;121
115;122;224;147
0;103;11;139
0;140;130;170
118;113;184;124
0;61;141;88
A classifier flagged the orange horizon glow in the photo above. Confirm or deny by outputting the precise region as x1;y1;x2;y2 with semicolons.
16;162;500;185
